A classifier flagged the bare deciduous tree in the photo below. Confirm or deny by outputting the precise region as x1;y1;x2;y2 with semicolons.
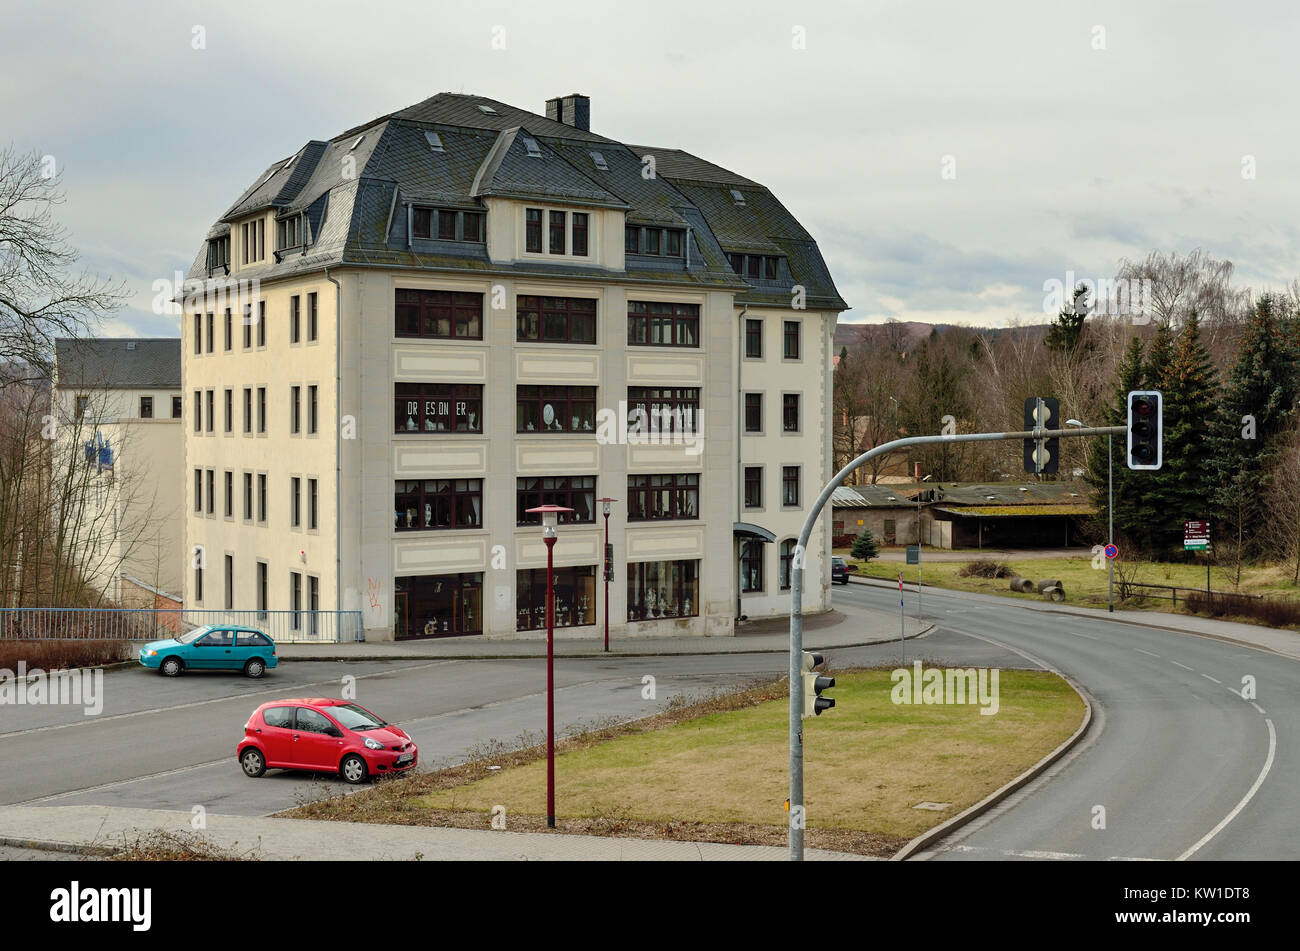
0;146;126;384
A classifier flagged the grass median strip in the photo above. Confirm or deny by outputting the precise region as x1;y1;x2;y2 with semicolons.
284;668;1084;857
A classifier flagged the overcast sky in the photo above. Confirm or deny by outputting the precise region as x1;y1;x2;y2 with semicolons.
4;0;1297;335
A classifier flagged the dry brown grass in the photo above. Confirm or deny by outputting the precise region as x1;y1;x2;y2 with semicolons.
103;829;261;861
283;669;1082;857
0;639;130;671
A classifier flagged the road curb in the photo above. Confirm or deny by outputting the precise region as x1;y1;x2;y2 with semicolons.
889;672;1094;861
270;628;937;662
0;835;113;857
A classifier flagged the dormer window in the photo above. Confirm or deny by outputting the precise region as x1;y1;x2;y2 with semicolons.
241;219;265;264
727;253;783;280
413;207;486;243
424;130;444;153
626;226;686;258
522;134;542;158
477;104;497;115
413;208;432;239
590;151;608;171
207;235;231;275
524;207;588;258
277;214;301;251
730;189;746;205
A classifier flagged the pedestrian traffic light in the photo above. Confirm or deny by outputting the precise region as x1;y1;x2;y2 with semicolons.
1127;390;1162;470
1023;397;1059;474
801;651;836;718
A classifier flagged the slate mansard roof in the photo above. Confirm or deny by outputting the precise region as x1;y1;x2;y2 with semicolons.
187;92;847;311
54;338;182;389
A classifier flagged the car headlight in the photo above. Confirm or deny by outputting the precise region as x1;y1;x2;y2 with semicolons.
364;738;384;750
146;650;157;657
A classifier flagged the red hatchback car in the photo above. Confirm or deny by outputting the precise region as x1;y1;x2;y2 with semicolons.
237;698;418;784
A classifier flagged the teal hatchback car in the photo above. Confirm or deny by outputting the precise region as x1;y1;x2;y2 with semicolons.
138;625;278;678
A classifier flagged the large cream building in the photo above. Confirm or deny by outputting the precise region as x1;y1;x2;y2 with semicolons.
183;93;847;640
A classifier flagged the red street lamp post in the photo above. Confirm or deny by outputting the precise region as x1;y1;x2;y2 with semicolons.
525;503;573;829
597;497;618;653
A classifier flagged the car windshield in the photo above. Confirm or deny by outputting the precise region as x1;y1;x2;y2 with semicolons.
323;703;388;731
177;626;213;644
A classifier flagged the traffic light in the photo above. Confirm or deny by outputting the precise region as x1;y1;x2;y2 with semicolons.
1127;390;1162;470
1023;397;1060;474
801;651;836;718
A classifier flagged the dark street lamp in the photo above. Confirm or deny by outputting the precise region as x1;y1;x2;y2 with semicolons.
525;503;573;828
598;497;618;653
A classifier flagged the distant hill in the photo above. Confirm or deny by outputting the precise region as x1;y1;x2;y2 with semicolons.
834;320;1051;352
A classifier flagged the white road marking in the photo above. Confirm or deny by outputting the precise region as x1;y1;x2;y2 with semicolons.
1005;848;1084;860
1252;702;1266;715
1170;660;1194;671
1134;648;1160;657
1200;674;1221;684
938;844;1158;861
1177;717;1276;861
1072;632;1100;641
0;661;460;738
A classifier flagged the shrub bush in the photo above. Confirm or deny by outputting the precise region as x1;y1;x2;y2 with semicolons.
958;559;1013;579
1183;592;1300;628
0;639;131;671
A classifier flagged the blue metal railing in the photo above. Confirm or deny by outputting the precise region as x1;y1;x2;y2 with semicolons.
0;608;364;644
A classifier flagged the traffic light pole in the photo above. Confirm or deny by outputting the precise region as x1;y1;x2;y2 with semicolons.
787;424;1124;861
1108;433;1114;612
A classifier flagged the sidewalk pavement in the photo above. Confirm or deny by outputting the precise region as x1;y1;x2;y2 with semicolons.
276;599;930;660
850;575;1300;661
0;805;870;861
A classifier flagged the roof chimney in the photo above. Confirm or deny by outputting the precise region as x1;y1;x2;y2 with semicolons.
545;94;590;132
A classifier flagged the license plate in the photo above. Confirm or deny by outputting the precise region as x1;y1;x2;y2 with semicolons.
397;752;413;764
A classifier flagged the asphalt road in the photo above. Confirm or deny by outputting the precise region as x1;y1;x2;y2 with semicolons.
0;656;777;815
2;582;1294;860
833;581;1295;861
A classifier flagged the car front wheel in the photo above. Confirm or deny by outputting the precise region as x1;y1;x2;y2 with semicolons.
240;748;266;778
160;656;182;677
340;754;369;785
244;658;266;679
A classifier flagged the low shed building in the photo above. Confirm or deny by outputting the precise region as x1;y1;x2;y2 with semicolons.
832;482;1094;550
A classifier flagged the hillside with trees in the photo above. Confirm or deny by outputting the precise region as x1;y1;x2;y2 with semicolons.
834;251;1300;565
